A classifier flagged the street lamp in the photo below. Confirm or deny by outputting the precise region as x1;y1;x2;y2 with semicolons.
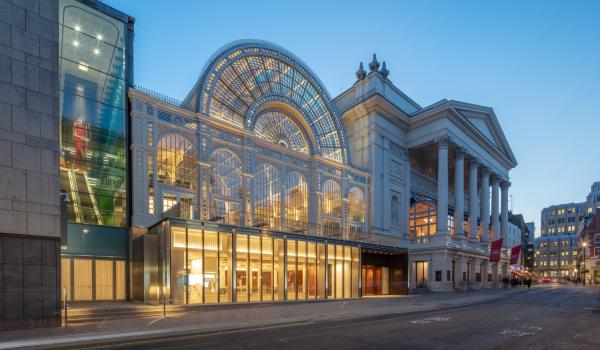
582;242;588;286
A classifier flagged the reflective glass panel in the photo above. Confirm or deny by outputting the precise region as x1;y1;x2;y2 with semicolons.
204;231;219;303
254;111;308;154
261;237;273;301
287;240;297;300
170;227;187;304
219;232;233;303
249;236;261;302
307;242;317;299
297;241;307;300
187;228;203;304
274;238;285;301
284;172;308;234
235;234;248;302
253;163;281;230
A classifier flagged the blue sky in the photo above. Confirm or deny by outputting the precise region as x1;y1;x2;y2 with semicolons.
107;0;600;235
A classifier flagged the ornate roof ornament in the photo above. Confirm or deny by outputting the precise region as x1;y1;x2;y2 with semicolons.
380;61;389;78
368;53;380;71
356;62;366;80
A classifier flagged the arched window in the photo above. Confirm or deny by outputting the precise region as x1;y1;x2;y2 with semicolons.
157;134;197;189
322;180;342;218
210;149;242;224
322;180;342;238
285;172;308;234
391;195;399;224
348;187;365;223
254;111;309;155
253;163;281;230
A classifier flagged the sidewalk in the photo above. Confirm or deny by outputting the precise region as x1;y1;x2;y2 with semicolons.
0;288;532;350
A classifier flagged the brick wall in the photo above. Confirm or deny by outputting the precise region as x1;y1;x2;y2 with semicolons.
0;0;61;328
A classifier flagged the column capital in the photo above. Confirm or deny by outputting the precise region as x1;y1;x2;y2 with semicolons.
455;147;468;159
401;149;411;161
501;180;511;189
490;174;502;185
469;157;480;169
436;135;452;149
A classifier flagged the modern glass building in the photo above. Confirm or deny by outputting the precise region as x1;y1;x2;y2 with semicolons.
58;0;134;302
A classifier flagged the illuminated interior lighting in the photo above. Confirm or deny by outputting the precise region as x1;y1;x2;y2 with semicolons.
93;48;100;55
78;61;89;72
96;33;103;40
73;40;79;47
74;24;81;31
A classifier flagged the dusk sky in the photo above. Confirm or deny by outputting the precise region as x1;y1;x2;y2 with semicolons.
106;0;600;235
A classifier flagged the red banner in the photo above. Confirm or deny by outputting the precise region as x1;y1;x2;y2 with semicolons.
510;245;522;265
489;238;503;262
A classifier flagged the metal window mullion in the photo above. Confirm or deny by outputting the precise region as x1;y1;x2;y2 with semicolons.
202;229;205;304
217;231;220;304
247;235;250;303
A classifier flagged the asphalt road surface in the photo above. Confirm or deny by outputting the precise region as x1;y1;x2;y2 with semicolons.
89;286;599;350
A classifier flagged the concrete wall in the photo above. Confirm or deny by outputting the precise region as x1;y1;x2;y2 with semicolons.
0;0;61;328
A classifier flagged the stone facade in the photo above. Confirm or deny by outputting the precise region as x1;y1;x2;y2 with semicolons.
0;0;61;328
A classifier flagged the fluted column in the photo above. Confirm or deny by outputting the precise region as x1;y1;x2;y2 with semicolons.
480;168;490;242
500;181;510;242
436;137;450;234
491;177;500;241
454;149;465;237
468;159;479;240
402;149;412;240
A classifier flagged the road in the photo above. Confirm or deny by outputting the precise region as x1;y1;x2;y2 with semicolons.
89;286;599;350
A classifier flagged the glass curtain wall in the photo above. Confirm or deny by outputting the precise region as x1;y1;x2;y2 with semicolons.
157;134;197;189
59;0;128;226
322;180;342;238
253;164;281;229
165;224;359;305
284;172;309;234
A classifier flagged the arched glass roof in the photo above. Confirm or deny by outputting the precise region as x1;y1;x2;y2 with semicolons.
254;111;308;155
185;40;348;164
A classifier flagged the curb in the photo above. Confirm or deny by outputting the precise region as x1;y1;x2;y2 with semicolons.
1;290;532;350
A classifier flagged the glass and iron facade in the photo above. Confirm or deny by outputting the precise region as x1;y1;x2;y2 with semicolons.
59;0;134;301
129;40;408;303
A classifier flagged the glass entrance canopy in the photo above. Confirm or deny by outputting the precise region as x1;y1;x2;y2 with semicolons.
147;218;362;305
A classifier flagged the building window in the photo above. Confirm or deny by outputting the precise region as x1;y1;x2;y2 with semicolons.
391;195;400;224
322;180;342;238
414;261;428;288
157;134;197;189
348;187;365;223
594;234;600;244
210;149;242;224
284;172;308;234
410;201;436;242
595;247;600;257
148;154;154;215
253;163;281;230
435;271;442;282
147;122;154;147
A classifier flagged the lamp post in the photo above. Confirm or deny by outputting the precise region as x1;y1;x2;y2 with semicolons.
582;242;588;286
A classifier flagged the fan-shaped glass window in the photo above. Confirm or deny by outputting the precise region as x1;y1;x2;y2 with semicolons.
210;149;242;224
157;134;197;189
348;187;365;223
194;43;347;164
254;111;308;155
323;180;342;219
285;172;308;234
253;163;281;230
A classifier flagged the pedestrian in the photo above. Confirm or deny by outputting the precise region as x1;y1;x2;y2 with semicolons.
526;278;532;290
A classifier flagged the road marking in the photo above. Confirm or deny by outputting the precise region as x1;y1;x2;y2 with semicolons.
501;326;542;337
411;316;452;324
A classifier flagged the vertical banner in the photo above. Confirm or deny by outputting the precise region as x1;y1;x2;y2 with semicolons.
489;238;503;262
510;245;522;265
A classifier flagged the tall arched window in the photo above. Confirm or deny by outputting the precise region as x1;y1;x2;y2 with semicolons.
348;187;365;223
285;172;308;234
322;179;342;238
253;163;281;229
348;187;365;241
157;134;197;189
210;149;242;224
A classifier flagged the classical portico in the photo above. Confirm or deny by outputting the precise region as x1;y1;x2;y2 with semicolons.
336;57;517;292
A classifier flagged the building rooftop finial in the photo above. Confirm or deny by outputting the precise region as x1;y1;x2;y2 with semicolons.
380;61;389;78
368;53;380;72
356;62;366;80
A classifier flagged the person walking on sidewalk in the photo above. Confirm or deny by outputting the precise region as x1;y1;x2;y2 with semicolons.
526;278;532;290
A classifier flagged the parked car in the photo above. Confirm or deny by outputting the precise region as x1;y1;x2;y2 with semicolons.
540;276;552;283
